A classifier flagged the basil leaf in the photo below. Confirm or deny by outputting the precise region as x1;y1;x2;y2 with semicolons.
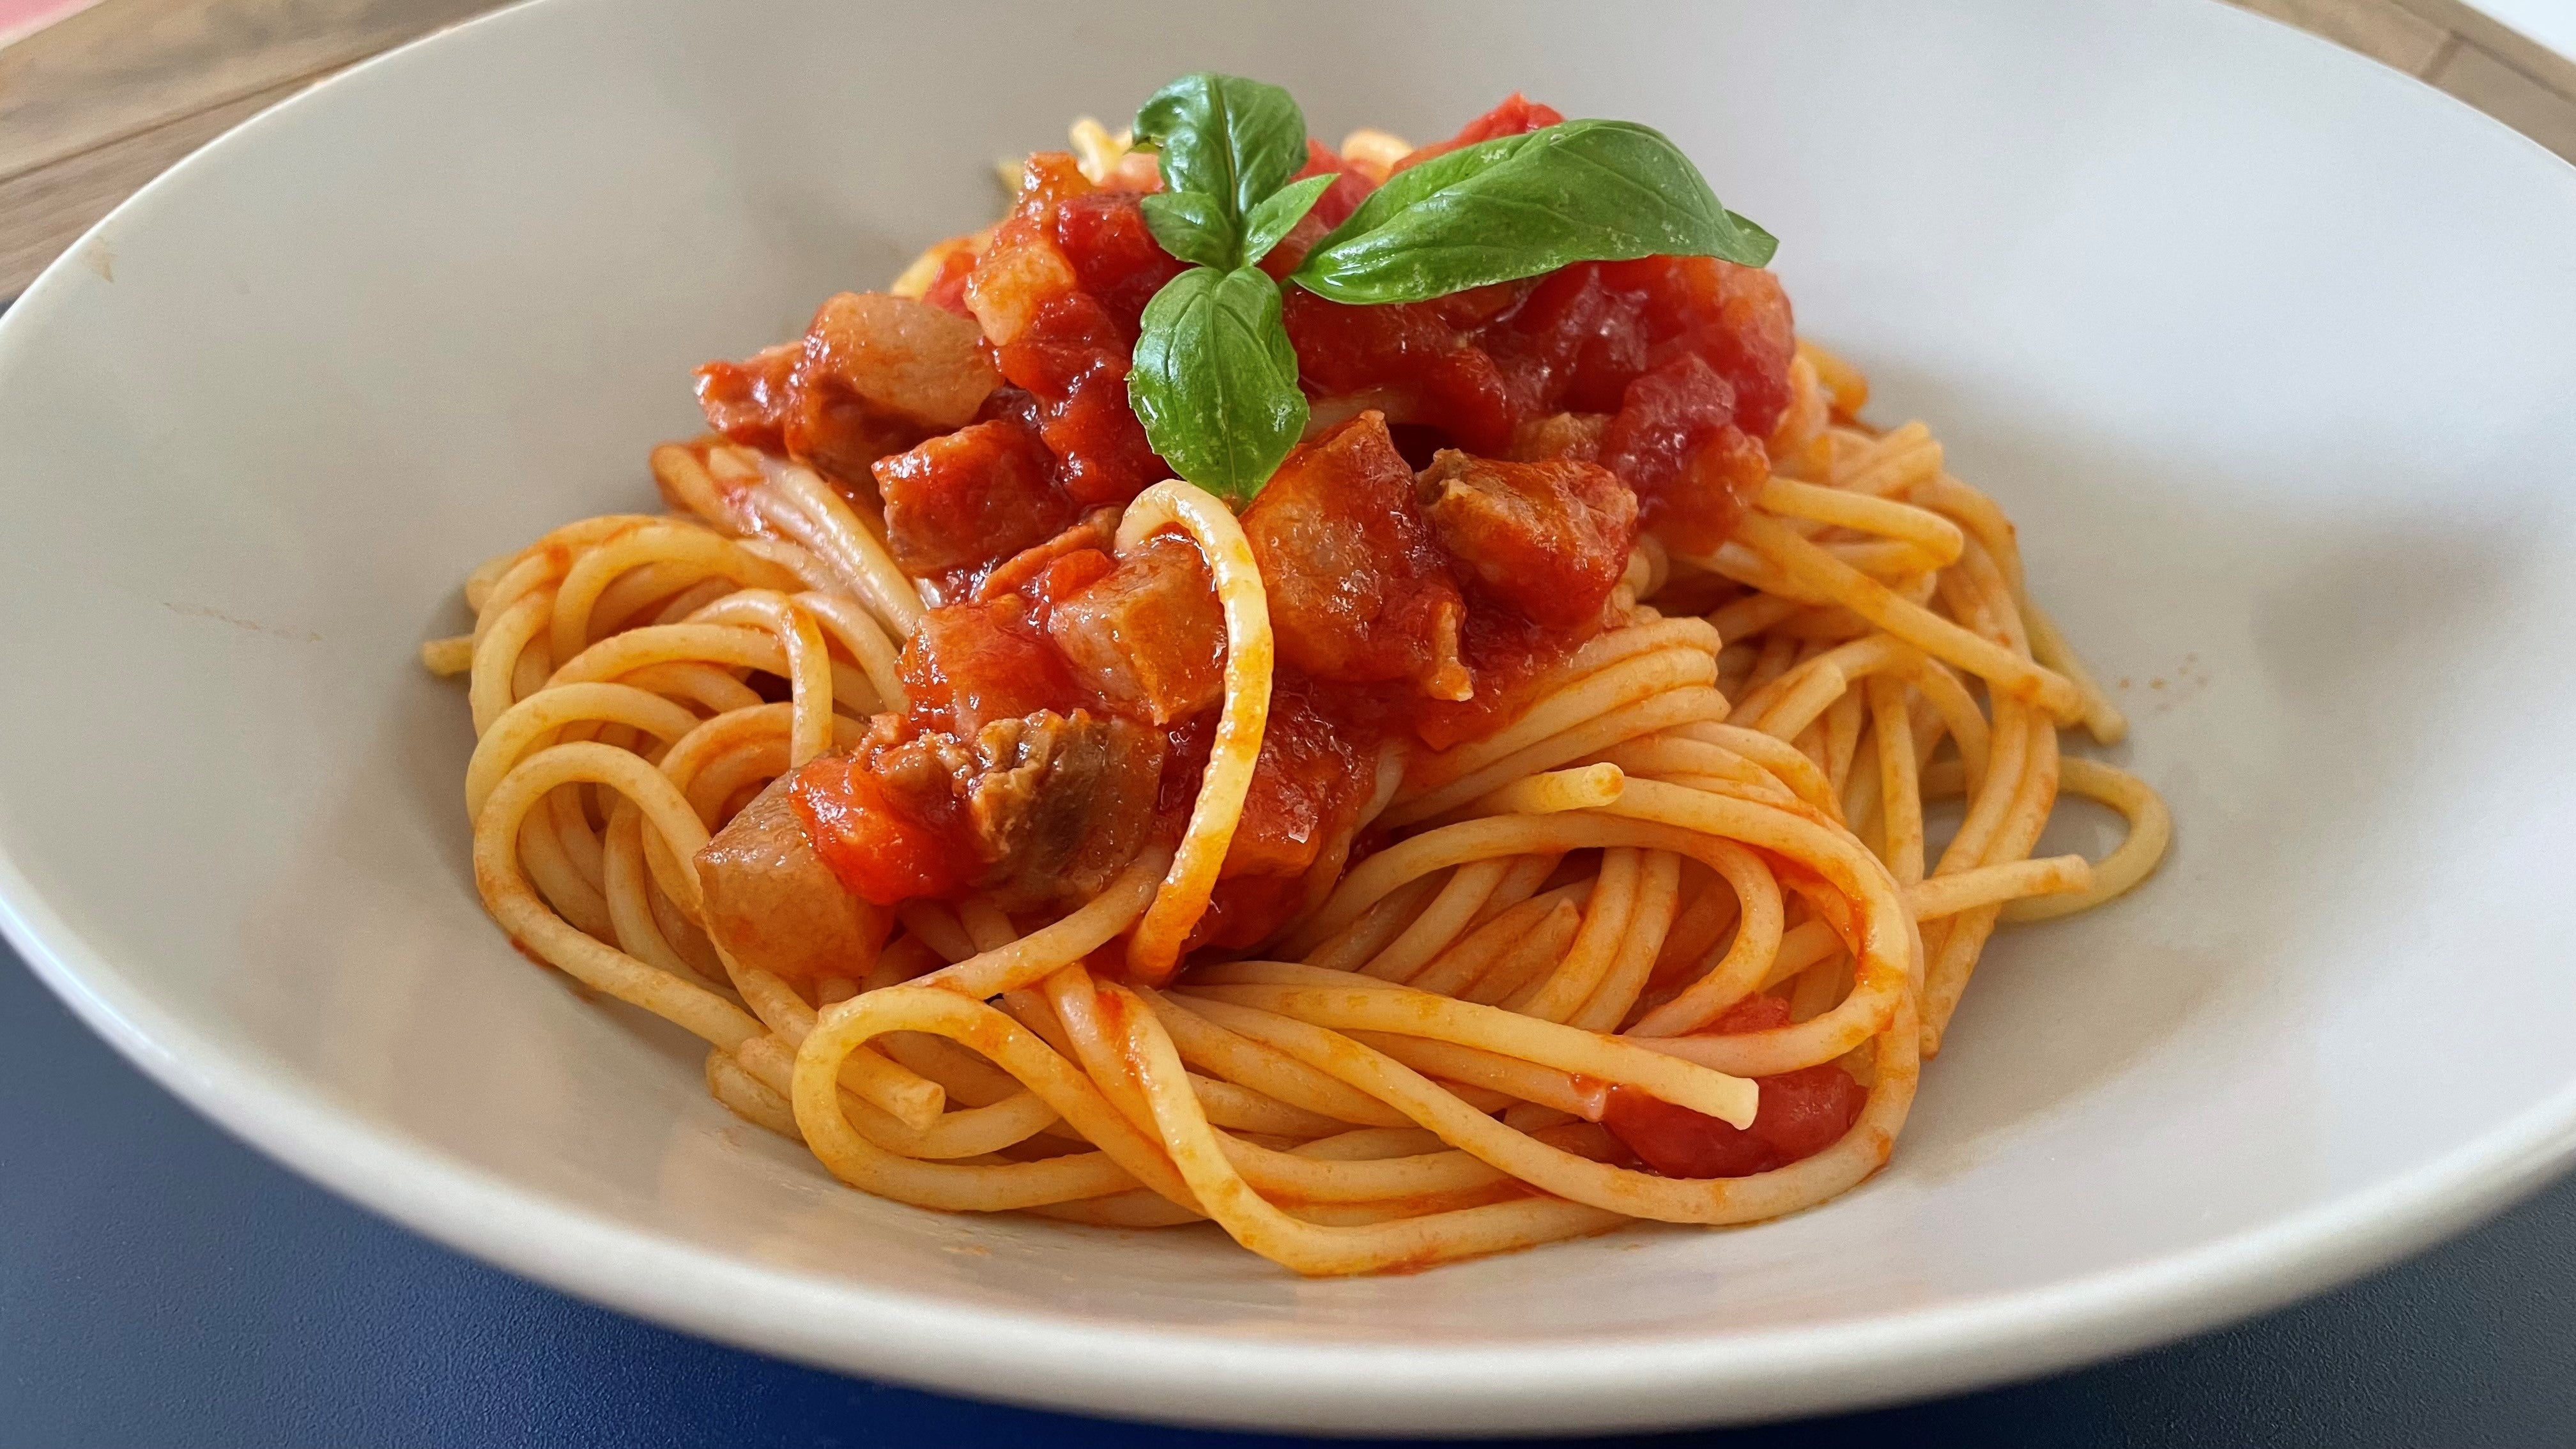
1238;172;1335;266
1140;191;1238;270
1289;118;1777;304
1134;73;1310;227
1128;265;1308;502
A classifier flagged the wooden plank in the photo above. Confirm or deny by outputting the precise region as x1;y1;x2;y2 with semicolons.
0;76;309;298
0;0;492;185
2225;0;2454;73
2427;36;2576;159
2393;0;2576;100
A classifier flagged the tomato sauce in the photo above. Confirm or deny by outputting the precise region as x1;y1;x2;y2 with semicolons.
732;95;1797;947
1598;995;1867;1177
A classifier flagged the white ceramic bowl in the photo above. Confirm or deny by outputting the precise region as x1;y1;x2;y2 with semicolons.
6;0;2576;1434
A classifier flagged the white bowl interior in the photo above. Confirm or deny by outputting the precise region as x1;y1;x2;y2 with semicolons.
5;0;2576;1433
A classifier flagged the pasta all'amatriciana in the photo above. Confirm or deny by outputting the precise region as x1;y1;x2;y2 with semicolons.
424;74;2169;1276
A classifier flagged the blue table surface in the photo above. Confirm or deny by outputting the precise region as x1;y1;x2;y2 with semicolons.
4;936;2572;1449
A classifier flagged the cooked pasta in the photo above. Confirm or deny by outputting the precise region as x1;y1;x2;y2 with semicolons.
425;97;2167;1276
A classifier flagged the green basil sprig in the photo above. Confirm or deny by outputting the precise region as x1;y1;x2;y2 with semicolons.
1289;119;1775;303
1239;173;1337;268
1128;266;1306;496
1123;73;1775;502
1136;74;1311;238
1124;75;1332;498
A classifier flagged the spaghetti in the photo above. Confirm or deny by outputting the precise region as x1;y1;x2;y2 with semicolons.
424;105;2168;1277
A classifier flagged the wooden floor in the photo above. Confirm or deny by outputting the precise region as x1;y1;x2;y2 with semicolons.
3;0;2574;300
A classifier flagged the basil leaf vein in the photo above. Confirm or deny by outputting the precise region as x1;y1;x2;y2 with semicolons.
1126;265;1308;502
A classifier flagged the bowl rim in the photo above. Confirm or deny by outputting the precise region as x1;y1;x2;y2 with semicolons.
13;851;2576;1434
8;0;2576;1432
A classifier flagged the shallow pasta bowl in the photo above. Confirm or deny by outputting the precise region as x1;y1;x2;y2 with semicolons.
6;0;2576;1434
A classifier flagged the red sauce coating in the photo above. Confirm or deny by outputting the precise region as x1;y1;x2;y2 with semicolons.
791;755;979;906
920;247;977;315
899;595;1088;738
1259;139;1382;277
873;417;1070;581
721;96;1798;953
1189;680;1377;951
1026;547;1119;614
1241;413;1469;696
1046;534;1225;724
694;343;799;454
1598;998;1867;1177
1055;191;1190;330
1284;255;1791;520
1395;93;1565;171
1416;450;1637;630
967;154;1179;508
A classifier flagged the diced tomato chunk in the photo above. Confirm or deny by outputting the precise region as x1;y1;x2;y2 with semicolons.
1026;547;1118;615
1281;293;1519;456
1047;534;1227;725
693;343;799;452
1394;93;1565;171
921;247;978;316
1223;682;1371;879
1602;1062;1866;1179
1241;413;1469;698
1597;353;1736;496
993;291;1121;397
1747;1064;1868;1162
1153;714;1216;824
1703;260;1798;438
1488;263;1631;415
1611;254;1797;441
1043;362;1165;507
1054;191;1188;336
1259;139;1381;277
900;595;1087;737
791;753;978;906
993;288;1165;509
873;418;1071;576
1282;256;1791;529
1185;682;1377;949
797;291;999;431
1412;347;1517;457
1192;873;1312;953
1416;449;1638;629
963;153;1169;509
1662;426;1770;556
1281;289;1446;395
1597;354;1768;555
